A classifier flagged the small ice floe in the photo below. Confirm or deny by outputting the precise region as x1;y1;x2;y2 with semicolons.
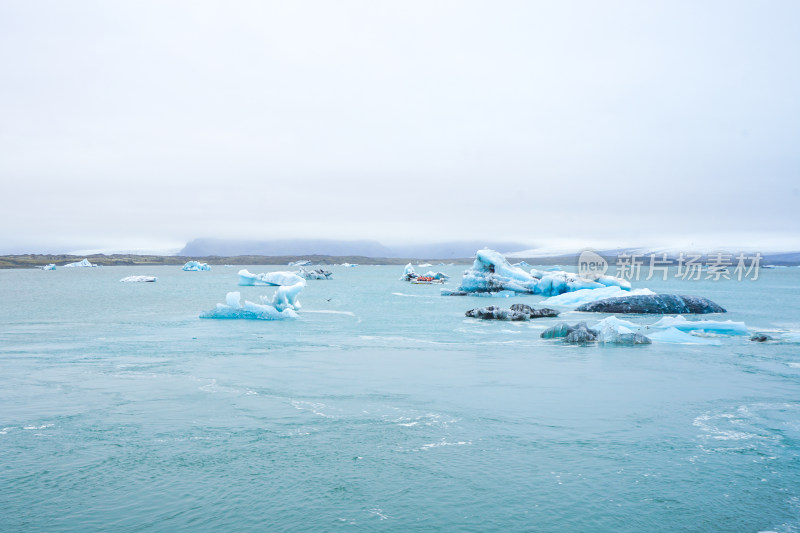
120;275;157;283
182;261;211;271
238;269;304;286
200;281;306;320
339;263;358;267
63;258;96;268
41;264;56;270
288;260;311;267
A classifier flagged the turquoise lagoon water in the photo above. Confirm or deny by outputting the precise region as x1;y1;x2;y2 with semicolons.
1;264;800;531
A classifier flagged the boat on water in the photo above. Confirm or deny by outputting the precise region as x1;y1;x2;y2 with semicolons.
411;276;445;284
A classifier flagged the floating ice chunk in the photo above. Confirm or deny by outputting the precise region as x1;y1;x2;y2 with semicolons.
543;287;655;308
458;249;540;294
288;260;311;267
417;263;432;267
120;275;157;282
270;281;306;311
63;258;95;268
423;271;449;280
512;261;532;268
401;263;418;281
340;263;358;267
649;316;748;335
201;291;299;320
42;264;56;270
645;327;721;345
183;261;210;271
297;266;333;280
238;269;304;286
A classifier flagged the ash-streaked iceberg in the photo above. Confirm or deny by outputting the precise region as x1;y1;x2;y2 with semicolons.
450;249;630;297
201;281;306;320
63;258;96;268
298;266;333;280
183;261;211;271
120;275;157;283
238;269;305;286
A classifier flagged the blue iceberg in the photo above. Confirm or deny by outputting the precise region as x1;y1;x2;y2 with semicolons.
451;249;630;297
183;261;211;271
42;264;56;270
201;281;306;320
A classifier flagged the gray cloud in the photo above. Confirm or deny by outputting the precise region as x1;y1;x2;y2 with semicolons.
1;1;798;253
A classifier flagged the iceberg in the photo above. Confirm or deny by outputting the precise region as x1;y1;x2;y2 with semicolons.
594;317;652;345
288;260;311;267
120;275;157;282
201;281;306;320
42;264;56;270
542;286;656;308
401;263;418;281
340;263;358;267
576;294;726;314
63;258;96;268
297;266;333;280
182;261;211;271
453;249;630;296
648;316;747;335
540;319;650;344
645;327;721;345
465;304;559;321
423;271;449;280
238;269;304;286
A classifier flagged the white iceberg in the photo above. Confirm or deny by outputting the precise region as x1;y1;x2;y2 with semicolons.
238;269;304;286
63;258;96;268
120;275;157;282
340;263;358;268
183;261;211;271
42;264;56;270
543;286;655;308
288;260;311;267
201;281;306;320
649;316;748;336
454;249;630;296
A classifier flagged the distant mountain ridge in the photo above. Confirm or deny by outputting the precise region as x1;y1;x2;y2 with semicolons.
179;238;532;259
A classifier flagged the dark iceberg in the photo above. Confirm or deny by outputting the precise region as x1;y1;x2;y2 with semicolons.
576;294;726;314
465;304;559;321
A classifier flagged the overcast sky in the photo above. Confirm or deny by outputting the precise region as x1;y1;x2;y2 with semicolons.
1;1;798;254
